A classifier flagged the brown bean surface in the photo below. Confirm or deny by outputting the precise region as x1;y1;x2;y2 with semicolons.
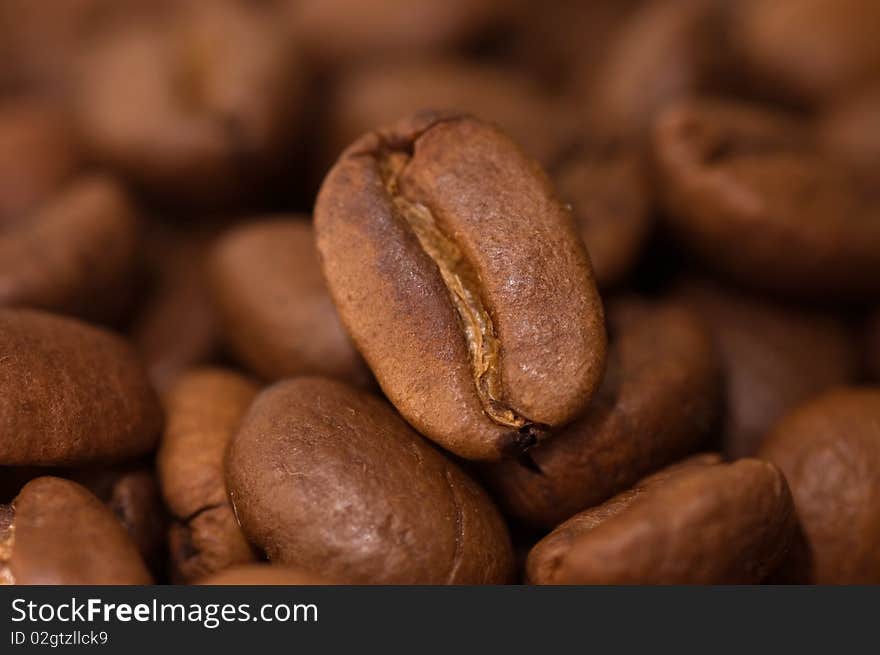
676;279;859;458
315;113;606;460
759;388;880;584
484;298;720;530
584;0;727;140
0;175;140;322
0;99;77;224
209;219;371;387
527;456;796;584
226;377;514;584
157;368;259;582
0;308;162;466
653;98;880;299
0;476;152;585
731;0;880;104
74;0;303;203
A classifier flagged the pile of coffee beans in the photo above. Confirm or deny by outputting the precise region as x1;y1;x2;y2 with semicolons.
1;0;878;585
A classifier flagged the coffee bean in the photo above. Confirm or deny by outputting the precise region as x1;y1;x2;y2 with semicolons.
0;476;152;584
731;0;880;105
209;218;372;387
527;455;796;584
315;113;606;460
0;308;162;466
0;99;77;224
484;298;720;530
653;98;880;299
74;0;304;204
157;368;259;583
817;85;880;183
675;279;859;458
0;175;140;322
584;0;728;140
759;388;880;583
225;377;514;584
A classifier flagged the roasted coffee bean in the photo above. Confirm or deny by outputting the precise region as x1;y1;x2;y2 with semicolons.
285;0;508;67
0;99;77;224
759;388;880;584
158;368;259;583
0;175;140;322
70;465;167;577
527;455;796;584
0;476;152;584
324;58;572;168
0;0;173;94
583;0;728;140
550;139;652;288
484;299;719;530
199;564;330;586
653;98;880;299
209;219;371;387
74;0;303;204
676;279;859;458
0;464;166;575
315;113;606;460
731;0;880;105
226;377;514;584
0;308;162;466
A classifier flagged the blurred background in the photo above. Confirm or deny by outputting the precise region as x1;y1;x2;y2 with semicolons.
1;0;878;391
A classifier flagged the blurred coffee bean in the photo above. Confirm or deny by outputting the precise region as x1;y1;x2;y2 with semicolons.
653;98;880;299
527;455;796;584
583;0;730;140
209;218;372;387
0;0;134;94
74;0;304;204
0;99;77;224
0;175;140;323
731;0;880;105
0;476;153;584
760;388;880;583
817;85;880;182
676;279;859;458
